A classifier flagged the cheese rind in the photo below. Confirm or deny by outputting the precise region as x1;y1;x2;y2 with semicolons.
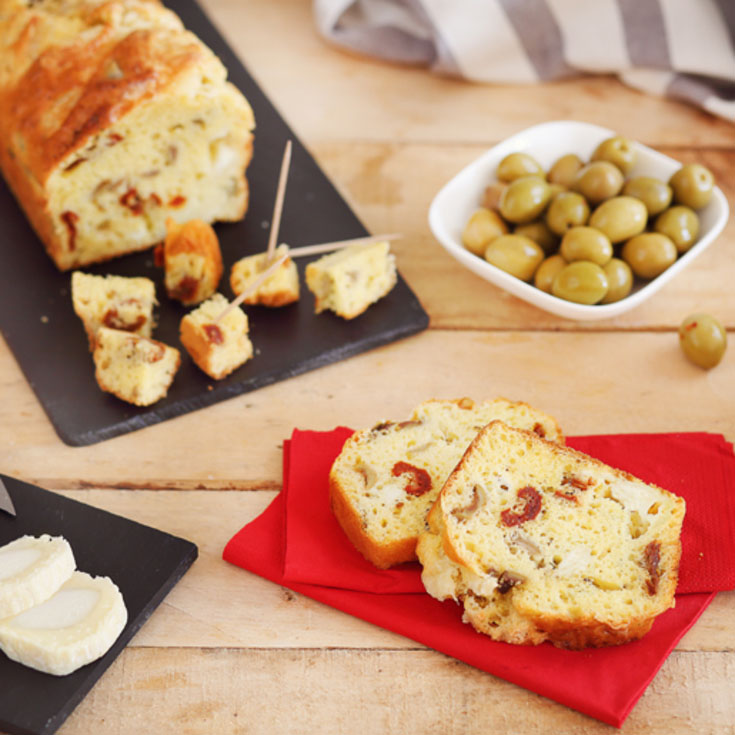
0;535;76;619
0;571;127;675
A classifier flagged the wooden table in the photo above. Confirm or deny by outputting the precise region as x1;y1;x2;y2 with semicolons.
2;1;734;732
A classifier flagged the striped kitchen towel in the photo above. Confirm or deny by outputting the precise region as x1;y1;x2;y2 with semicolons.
313;0;735;123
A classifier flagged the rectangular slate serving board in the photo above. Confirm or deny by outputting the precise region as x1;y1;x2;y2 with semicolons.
0;0;428;446
0;475;198;735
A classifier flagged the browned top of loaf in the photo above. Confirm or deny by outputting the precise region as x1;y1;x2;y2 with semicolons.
0;0;208;184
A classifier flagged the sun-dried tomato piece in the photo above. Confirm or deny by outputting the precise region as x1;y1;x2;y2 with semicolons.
391;461;432;497
500;487;542;527
203;324;224;345
643;541;661;595
169;276;199;302
168;195;187;208
120;188;143;215
102;308;145;332
532;422;546;438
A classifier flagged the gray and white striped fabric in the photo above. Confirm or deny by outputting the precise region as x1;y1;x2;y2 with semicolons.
313;0;735;123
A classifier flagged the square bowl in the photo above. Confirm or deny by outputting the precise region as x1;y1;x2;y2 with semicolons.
428;120;729;320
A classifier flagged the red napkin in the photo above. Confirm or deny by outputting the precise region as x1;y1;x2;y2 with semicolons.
224;429;735;727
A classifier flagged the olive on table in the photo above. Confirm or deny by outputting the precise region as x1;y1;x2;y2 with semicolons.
654;205;700;253
591;136;637;175
621;232;677;279
600;258;633;304
514;220;558;254
462;208;509;256
484;234;545;282
545;191;590;236
497;152;545;182
669;163;715;210
551;261;609;305
572;161;625;204
548;153;584;188
499;176;553;224
622;176;673;216
678;313;727;369
534;254;567;293
588;196;647;243
560;226;613;266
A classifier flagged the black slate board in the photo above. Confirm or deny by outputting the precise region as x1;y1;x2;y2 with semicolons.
0;475;198;735
0;0;428;447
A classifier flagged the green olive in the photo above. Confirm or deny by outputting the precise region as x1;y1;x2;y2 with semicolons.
499;176;553;224
622;176;673;216
560;226;613;266
679;313;727;369
484;234;544;282
588;196;647;243
654;205;700;253
591;136;637;175
462;208;509;256
534;254;567;293
548;153;584;188
497;152;545;183
483;183;506;211
621;233;677;279
545;191;590;236
669;164;715;210
600;258;633;304
551;261;609;305
514;220;558;254
572;161;625;204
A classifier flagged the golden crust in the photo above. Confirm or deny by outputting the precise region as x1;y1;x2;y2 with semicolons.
178;316;218;379
329;474;417;569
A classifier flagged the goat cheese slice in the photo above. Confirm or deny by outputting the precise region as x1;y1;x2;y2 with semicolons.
0;571;127;675
0;535;75;619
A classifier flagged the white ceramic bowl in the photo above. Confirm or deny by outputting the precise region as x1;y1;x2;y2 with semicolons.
428;120;729;320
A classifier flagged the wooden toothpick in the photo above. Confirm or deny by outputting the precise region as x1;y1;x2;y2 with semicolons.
287;233;402;259
215;252;289;323
265;139;292;264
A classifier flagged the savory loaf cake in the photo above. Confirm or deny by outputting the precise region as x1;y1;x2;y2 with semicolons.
417;421;685;649
71;270;157;349
230;244;299;307
329;397;564;569
93;326;180;405
179;293;253;379
305;240;396;319
158;218;223;306
0;0;255;270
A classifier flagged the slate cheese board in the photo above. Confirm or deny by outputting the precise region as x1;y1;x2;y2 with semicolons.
0;0;429;446
0;474;198;735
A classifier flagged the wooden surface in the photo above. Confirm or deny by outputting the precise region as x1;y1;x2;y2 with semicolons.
2;0;735;732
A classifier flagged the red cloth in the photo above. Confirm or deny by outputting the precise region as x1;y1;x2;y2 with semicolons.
224;429;734;727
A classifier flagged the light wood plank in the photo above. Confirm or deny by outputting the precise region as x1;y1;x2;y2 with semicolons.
58;647;735;735
199;0;735;149
35;489;730;654
2;330;733;484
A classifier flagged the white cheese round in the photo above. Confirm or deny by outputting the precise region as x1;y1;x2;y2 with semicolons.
0;571;127;676
0;535;76;619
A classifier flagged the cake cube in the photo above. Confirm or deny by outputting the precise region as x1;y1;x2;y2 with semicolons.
230;244;299;307
305;240;396;319
71;271;157;350
179;293;253;379
93;327;180;406
157;218;223;305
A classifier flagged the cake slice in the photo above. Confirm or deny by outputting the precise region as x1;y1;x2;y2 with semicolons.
305;240;396;319
179;293;253;379
230;244;299;307
71;271;157;349
93;327;180;406
0;571;127;675
329;398;563;569
417;420;686;649
158;218;223;306
0;535;76;619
